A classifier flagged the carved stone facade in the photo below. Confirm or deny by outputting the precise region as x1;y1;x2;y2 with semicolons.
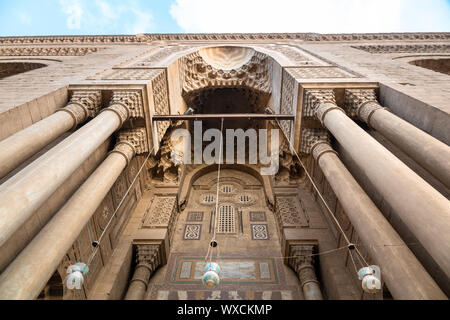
1;31;449;301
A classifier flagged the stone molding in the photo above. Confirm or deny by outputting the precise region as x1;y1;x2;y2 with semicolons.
118;128;149;155
0;47;101;56
352;44;450;54
2;33;447;45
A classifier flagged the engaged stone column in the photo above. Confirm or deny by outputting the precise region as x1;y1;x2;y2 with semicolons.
0;130;148;300
289;245;323;300
345;89;450;189
310;141;447;300
304;89;450;282
124;245;161;300
0;91;143;249
0;91;102;179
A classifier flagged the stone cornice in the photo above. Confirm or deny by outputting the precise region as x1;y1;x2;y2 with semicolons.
1;32;448;45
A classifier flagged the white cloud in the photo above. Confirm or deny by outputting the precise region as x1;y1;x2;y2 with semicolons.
95;0;120;20
60;0;84;30
130;9;154;34
58;0;154;33
170;0;450;33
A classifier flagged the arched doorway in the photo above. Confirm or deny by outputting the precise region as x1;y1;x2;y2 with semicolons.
146;167;302;300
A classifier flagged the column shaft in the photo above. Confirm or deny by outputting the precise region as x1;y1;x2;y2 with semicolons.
313;142;447;299
0;111;74;179
124;265;152;300
0;106;125;248
0;91;101;180
369;107;450;188
298;265;323;300
289;245;323;300
320;107;450;281
124;245;161;300
0;145;133;300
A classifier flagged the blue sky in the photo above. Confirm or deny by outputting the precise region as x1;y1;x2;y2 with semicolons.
0;0;449;36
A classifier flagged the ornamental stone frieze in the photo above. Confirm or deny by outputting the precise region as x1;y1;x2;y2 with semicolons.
0;47;101;56
352;44;450;54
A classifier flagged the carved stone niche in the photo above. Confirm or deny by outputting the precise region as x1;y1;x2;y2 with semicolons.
180;46;272;107
146;121;186;185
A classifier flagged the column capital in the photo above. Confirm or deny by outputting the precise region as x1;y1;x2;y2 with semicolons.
110;141;136;166
300;128;331;154
133;244;161;280
344;89;387;126
110;91;144;119
118;128;149;155
289;245;320;287
304;89;337;118
311;141;338;163
59;90;102;128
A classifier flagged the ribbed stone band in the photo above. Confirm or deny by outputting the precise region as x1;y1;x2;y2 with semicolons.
311;141;338;163
315;102;345;125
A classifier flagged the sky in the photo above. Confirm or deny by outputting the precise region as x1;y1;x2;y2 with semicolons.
0;0;449;36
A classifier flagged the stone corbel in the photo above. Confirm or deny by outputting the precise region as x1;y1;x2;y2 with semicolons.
344;89;388;127
59;90;102;129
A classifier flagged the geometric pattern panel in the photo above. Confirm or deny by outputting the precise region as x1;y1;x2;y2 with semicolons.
183;225;202;240
251;225;269;240
250;212;267;222
276;196;309;228
142;196;177;228
187;212;204;222
172;257;279;285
